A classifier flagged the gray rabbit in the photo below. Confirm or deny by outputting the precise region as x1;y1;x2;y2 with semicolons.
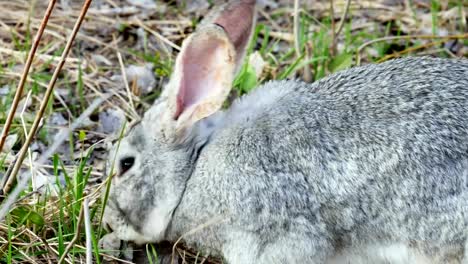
99;0;468;263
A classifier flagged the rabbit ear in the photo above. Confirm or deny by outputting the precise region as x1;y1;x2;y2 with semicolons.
160;0;256;135
209;0;257;70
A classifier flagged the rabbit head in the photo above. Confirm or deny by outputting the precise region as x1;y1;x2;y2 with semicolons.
102;0;256;245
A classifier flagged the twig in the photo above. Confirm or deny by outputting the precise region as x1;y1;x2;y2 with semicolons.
303;44;313;82
19;91;35;191
329;0;352;56
18;250;39;264
258;8;282;31
356;33;468;65
114;35;138;119
1;0;94;197
58;202;84;264
0;0;57;153
136;18;180;53
84;198;92;264
264;31;294;42
293;0;312;82
329;0;336;56
293;0;301;58
0;47;81;64
376;39;445;63
332;0;351;51
25;229;60;263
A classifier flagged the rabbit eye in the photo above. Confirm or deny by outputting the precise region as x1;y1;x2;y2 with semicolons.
119;157;135;175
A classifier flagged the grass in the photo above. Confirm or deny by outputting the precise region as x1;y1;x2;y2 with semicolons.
0;0;466;263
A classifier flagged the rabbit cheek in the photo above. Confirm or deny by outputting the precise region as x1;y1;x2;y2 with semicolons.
106;186;173;243
103;201;155;245
139;203;176;242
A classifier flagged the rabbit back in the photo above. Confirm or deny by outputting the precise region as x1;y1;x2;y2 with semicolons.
100;1;468;261
169;57;468;262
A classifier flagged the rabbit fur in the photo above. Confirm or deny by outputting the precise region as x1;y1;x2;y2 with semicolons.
100;1;468;263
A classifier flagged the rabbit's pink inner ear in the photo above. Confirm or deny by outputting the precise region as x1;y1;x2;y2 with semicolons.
174;90;184;120
174;38;232;121
214;0;255;60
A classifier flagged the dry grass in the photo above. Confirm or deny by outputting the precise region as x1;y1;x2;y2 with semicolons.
0;0;466;263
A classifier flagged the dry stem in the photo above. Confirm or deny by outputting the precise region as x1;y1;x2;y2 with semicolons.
1;0;94;197
356;33;468;65
58;202;84;264
0;0;57;153
84;198;92;264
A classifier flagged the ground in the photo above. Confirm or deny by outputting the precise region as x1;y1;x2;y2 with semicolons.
0;0;466;263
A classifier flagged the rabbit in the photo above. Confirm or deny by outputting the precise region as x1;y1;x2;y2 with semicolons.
99;0;468;263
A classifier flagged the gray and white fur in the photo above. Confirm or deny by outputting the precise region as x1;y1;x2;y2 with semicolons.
99;1;468;263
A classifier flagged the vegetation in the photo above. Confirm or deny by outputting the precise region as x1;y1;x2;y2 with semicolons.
0;0;466;263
